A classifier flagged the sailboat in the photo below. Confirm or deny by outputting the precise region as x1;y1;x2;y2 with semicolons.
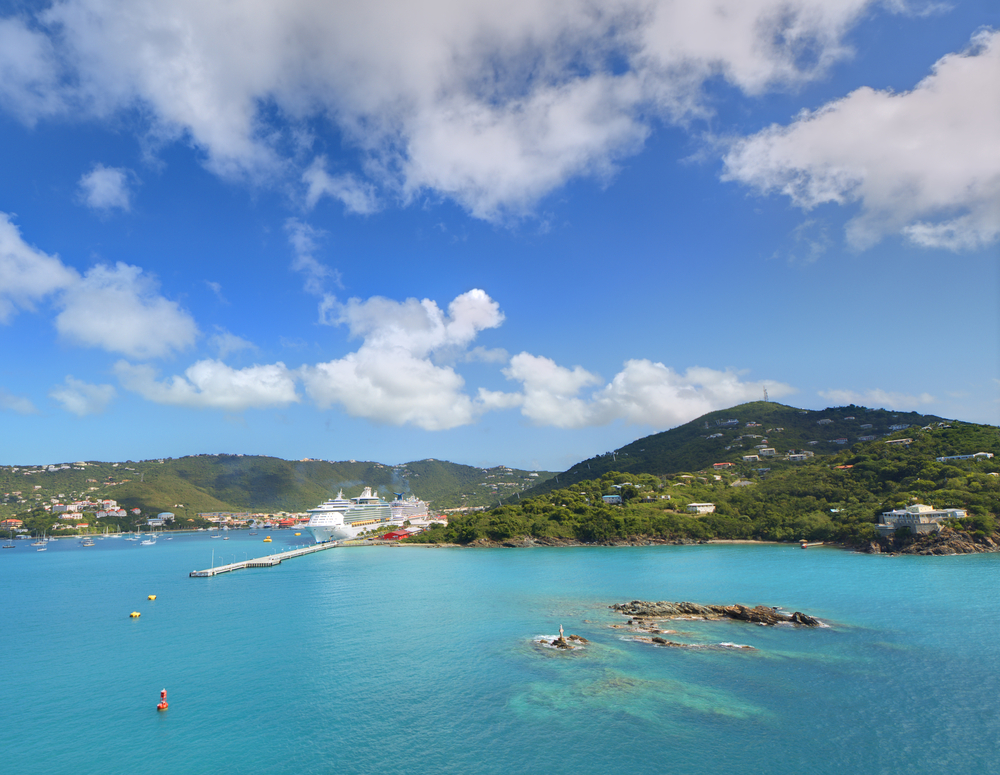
140;527;156;546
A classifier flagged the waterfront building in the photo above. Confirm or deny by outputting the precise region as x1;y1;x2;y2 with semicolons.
876;504;967;536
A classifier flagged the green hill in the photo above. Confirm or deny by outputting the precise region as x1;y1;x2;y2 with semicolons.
525;401;947;496
415;406;999;549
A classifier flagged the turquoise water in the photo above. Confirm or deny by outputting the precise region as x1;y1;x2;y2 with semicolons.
2;534;998;774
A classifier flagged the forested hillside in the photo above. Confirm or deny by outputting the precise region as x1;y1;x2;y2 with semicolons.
524;401;947;497
414;419;999;548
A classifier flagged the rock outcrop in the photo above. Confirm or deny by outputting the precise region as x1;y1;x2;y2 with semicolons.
611;600;821;627
860;527;1000;556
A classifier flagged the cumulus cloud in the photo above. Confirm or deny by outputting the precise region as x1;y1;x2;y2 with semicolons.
818;388;936;409
115;359;299;411
0;1;885;217
505;355;795;428
302;289;505;429
78;163;134;212
49;376;116;416
55;262;198;358
0;212;78;322
0;387;38;415
723;29;1000;250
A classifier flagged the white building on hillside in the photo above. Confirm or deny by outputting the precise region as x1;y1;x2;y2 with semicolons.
876;504;967;536
687;503;716;515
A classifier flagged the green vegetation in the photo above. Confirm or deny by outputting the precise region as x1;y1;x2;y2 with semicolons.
523;401;949;498
0;454;555;535
413;418;999;546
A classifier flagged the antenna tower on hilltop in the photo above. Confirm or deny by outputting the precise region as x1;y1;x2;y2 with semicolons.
763;387;769;403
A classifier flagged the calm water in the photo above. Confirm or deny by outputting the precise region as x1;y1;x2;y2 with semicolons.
2;534;998;774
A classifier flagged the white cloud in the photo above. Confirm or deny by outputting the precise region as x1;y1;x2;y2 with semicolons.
303;156;379;214
504;353;602;428
49;376;116;416
302;288;505;429
286;218;340;296
0;0;884;217
302;349;481;430
723;29;1000;250
0;17;65;122
115;359;299;410
55;262;198;358
0;212;79;322
505;355;795;428
0;387;38;415
209;327;255;359
463;346;510;364
78;163;134;212
818;388;936;409
205;280;228;304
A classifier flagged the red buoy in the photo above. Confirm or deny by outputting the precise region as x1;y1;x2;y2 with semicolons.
157;688;169;711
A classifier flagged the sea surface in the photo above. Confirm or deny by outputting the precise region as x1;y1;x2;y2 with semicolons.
2;533;998;774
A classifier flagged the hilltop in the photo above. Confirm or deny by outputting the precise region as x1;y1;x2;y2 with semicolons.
522;401;947;498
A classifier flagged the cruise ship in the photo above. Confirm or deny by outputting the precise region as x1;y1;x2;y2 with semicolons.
305;488;431;543
304;487;390;543
390;493;430;521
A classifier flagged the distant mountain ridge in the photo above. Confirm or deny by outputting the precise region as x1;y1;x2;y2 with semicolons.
0;455;555;525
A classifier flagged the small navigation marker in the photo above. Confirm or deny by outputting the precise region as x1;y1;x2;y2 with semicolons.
157;688;169;712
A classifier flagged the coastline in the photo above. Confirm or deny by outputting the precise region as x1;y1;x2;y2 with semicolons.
404;530;1000;556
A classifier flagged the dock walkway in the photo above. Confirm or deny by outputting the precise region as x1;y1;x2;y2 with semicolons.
189;541;343;577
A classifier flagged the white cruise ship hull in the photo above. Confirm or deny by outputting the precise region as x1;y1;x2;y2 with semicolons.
305;523;354;543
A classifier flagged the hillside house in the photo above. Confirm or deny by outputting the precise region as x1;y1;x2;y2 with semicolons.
687;503;716;514
936;453;994;462
876;504;966;536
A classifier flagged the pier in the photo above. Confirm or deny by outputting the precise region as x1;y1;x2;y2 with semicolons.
189;541;345;577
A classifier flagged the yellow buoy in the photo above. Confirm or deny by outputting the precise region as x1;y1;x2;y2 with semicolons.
263;536;272;542
147;594;156;600
294;532;301;536
130;611;141;618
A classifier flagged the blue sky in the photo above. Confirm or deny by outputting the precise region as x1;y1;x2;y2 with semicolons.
0;0;997;471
